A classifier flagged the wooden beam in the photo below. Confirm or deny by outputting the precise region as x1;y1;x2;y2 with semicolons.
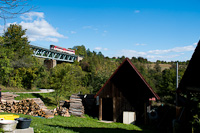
99;98;102;120
111;82;115;97
111;82;117;122
144;102;147;125
113;97;116;122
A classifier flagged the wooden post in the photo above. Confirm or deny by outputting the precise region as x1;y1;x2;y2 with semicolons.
0;88;1;102
144;102;147;124
113;97;116;122
112;83;117;122
99;98;102;120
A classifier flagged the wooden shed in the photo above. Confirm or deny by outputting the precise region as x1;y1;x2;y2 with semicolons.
95;58;160;124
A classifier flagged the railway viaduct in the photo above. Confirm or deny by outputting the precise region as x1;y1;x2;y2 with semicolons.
30;45;83;69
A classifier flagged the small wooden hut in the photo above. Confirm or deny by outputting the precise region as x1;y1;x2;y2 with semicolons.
95;58;160;124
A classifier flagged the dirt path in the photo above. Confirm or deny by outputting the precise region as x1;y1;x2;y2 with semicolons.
14;89;55;94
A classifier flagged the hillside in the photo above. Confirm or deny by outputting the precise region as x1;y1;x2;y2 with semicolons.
146;64;172;71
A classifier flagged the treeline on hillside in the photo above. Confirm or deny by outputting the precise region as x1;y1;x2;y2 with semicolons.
0;24;189;105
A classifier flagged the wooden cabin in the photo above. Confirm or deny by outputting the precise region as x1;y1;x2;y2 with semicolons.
95;58;160;124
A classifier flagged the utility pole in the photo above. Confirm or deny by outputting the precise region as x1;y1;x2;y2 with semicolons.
176;61;179;106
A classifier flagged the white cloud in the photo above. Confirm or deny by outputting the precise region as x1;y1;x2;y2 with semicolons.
70;31;76;34
146;54;181;60
45;38;59;43
20;12;44;21
83;25;92;29
135;43;146;46
94;47;108;51
147;45;195;54
134;10;140;13
118;44;196;61
94;47;102;50
82;25;99;32
120;49;147;57
193;42;198;45
15;12;67;42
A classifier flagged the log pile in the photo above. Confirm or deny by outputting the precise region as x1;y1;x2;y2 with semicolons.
27;98;47;110
27;98;54;119
54;107;70;117
59;100;70;108
1;92;19;101
69;94;84;117
0;98;54;118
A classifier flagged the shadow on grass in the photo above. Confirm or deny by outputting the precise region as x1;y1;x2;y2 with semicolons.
32;93;56;107
45;124;142;133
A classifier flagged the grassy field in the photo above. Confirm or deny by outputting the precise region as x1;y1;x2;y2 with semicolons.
0;113;143;133
145;64;172;71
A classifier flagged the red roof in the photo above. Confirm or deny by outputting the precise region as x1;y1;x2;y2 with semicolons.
95;58;160;100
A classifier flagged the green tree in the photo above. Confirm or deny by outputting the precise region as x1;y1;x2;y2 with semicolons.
0;24;41;89
154;62;161;73
50;63;85;106
158;68;176;103
0;46;13;86
3;24;32;60
73;45;87;56
34;65;50;89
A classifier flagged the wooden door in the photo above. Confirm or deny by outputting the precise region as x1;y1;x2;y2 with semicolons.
102;98;113;121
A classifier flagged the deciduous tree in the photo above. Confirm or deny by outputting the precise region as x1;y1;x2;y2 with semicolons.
50;63;85;106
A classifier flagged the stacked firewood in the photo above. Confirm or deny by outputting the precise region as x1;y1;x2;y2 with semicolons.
69;94;84;117
53;107;70;117
1;92;19;101
59;100;70;108
27;98;54;119
0;98;54;118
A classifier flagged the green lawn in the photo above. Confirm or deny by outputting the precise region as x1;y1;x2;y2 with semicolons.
0;113;142;133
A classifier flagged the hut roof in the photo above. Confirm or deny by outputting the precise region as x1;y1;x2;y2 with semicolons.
178;40;200;93
95;58;160;100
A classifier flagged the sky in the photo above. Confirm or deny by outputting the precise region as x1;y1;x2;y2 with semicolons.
1;0;200;62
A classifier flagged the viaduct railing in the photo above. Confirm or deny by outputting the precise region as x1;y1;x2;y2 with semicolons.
30;45;77;62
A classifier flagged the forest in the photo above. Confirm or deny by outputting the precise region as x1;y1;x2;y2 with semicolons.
0;24;189;105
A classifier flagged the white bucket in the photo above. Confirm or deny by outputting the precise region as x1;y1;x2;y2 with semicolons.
0;120;18;131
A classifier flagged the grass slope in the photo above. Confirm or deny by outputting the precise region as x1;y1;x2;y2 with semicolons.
0;84;40;92
0;113;142;133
